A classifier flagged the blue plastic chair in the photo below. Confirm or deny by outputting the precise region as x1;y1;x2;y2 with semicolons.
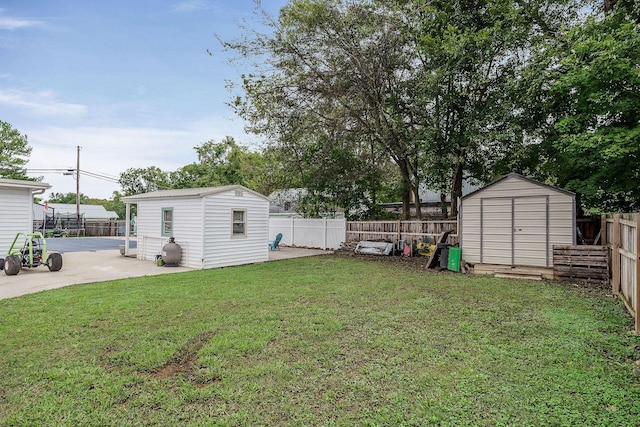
269;233;282;250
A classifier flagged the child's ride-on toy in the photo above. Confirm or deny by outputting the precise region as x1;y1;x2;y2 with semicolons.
2;232;63;276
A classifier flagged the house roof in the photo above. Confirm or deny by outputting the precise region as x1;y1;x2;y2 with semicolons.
0;178;50;191
47;203;118;220
461;172;575;200
419;180;480;204
121;185;270;203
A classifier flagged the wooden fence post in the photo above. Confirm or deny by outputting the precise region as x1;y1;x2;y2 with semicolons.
635;214;640;333
612;214;621;295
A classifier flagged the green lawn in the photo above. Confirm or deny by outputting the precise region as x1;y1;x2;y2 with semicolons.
1;255;639;426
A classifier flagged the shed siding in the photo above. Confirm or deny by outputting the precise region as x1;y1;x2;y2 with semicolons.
461;175;575;268
1;187;33;256
135;198;204;269
202;189;269;269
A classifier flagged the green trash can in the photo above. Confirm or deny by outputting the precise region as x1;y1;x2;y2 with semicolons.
447;246;461;272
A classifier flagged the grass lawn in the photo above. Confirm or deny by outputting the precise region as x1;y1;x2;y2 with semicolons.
1;255;639;426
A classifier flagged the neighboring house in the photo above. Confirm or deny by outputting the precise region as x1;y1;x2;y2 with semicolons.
459;173;575;275
380;180;480;218
0;178;51;256
268;188;305;215
121;185;270;269
46;203;118;220
268;188;345;218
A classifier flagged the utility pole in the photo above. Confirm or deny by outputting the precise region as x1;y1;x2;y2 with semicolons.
76;145;81;219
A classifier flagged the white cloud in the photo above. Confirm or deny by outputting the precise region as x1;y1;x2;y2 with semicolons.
0;88;87;117
24;115;253;199
0;10;44;30
171;1;215;13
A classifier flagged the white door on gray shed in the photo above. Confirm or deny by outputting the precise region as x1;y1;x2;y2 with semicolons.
481;196;549;267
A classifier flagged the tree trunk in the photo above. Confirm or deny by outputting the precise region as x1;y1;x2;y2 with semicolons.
412;185;422;219
397;159;412;220
603;0;617;13
450;150;464;218
440;193;448;218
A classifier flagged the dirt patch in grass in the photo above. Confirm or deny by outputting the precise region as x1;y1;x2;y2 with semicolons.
149;330;216;385
332;247;435;273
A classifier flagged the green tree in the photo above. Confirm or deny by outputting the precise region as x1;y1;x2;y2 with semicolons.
223;0;582;219
101;191;126;219
118;166;170;196
522;7;640;211
223;0;425;219
47;192;90;204
170;137;268;193
407;0;583;217
0;120;35;180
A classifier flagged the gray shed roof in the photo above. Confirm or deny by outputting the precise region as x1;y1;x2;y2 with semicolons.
461;173;574;200
0;178;50;191
121;185;270;203
46;203;118;220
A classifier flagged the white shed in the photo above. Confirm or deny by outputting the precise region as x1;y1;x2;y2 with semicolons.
0;178;51;256
121;185;270;269
460;173;575;271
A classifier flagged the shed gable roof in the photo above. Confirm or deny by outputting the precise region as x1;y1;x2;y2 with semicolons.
461;173;574;200
0;178;50;191
121;185;270;203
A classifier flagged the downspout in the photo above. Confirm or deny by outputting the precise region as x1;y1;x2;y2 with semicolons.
201;198;206;269
31;188;48;233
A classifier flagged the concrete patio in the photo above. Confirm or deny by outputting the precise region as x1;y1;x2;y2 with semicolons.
0;246;332;300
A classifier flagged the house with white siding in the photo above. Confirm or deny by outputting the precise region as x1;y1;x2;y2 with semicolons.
121;185;270;269
1;178;51;256
459;173;575;276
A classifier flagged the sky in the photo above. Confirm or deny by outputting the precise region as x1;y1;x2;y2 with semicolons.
0;0;288;199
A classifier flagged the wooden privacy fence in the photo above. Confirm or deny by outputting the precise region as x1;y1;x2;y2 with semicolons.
604;213;640;333
346;220;458;245
84;220;127;237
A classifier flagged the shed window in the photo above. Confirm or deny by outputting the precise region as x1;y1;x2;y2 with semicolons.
232;209;246;237
162;208;173;236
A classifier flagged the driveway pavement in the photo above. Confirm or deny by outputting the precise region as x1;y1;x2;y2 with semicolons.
0;241;332;300
44;236;137;253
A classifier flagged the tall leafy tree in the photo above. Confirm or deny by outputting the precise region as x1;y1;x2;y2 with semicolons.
521;4;640;211
406;0;582;217
223;0;427;219
47;192;90;204
0;120;35;180
223;0;583;219
118;166;170;196
170;136;268;193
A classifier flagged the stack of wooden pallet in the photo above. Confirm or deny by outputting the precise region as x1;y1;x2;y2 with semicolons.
553;245;609;284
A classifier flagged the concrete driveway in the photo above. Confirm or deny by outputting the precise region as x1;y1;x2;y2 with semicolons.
0;241;332;300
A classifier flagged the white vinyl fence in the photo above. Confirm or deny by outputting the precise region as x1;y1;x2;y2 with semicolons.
269;217;346;250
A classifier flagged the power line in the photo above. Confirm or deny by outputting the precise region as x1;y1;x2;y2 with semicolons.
26;168;120;183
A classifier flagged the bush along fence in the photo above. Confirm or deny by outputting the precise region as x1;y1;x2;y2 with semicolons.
604;213;640;333
346;220;458;245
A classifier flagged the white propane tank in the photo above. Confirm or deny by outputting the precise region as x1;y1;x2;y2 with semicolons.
162;237;182;266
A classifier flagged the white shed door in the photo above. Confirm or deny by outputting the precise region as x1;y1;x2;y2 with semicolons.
481;196;549;267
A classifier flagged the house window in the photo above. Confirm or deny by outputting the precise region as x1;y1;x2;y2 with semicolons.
232;209;246;237
162;208;173;236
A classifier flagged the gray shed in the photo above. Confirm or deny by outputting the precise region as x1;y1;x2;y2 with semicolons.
121;185;270;269
460;173;575;269
0;178;51;256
